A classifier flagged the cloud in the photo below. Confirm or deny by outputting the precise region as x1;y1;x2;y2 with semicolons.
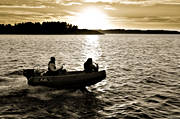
0;0;78;24
83;0;180;6
108;15;180;30
0;5;46;9
0;0;179;30
104;5;116;10
118;16;180;23
62;2;82;6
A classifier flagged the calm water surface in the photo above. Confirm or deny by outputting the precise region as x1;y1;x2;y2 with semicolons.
0;34;180;119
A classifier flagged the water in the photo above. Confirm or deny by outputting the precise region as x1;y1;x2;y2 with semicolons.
0;34;180;119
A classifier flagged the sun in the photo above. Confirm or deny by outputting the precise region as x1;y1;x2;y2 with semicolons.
73;7;111;29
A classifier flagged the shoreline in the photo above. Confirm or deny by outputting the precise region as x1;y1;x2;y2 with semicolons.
0;33;180;35
99;29;180;34
0;33;104;35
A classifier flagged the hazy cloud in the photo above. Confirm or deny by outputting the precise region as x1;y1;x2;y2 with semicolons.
0;0;179;30
0;5;46;9
82;0;180;5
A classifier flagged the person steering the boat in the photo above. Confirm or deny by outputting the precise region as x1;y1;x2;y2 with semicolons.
84;58;99;73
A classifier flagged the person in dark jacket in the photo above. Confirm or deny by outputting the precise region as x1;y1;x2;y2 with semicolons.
84;58;98;73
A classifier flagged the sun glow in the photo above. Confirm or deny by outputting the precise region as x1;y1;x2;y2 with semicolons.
73;7;111;29
82;35;102;61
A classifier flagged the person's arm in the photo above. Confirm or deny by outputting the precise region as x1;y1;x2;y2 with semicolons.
93;63;99;72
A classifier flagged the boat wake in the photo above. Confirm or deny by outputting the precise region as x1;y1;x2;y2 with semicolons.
2;69;24;77
0;68;105;118
0;69;97;100
0;73;104;119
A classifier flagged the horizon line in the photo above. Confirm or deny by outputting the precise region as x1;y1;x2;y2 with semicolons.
0;21;180;32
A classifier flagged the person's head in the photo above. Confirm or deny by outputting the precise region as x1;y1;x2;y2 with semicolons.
87;58;92;64
50;57;55;62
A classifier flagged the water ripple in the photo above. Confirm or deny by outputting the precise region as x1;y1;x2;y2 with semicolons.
0;34;180;118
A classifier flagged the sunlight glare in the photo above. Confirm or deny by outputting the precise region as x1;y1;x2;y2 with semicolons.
82;35;102;61
73;7;111;29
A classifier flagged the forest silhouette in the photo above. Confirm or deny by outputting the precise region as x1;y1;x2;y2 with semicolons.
0;21;102;34
100;29;180;34
0;21;179;34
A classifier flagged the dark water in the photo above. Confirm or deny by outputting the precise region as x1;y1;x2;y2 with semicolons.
0;34;180;119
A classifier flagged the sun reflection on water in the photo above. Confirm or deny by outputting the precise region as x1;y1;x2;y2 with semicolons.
82;35;102;62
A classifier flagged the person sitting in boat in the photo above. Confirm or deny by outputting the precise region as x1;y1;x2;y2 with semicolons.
84;58;98;73
47;57;65;75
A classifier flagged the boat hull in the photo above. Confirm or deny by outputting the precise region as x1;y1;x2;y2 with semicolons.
24;70;106;89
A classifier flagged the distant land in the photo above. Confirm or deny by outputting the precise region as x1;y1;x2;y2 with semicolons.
0;21;180;34
99;29;180;34
0;22;102;35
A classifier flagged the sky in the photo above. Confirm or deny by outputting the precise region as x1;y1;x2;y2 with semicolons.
0;0;180;30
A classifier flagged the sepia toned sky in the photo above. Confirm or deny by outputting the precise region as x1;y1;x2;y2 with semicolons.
0;0;180;30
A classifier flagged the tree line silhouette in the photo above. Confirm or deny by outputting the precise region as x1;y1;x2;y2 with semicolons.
0;22;79;34
0;21;102;34
100;29;180;34
2;21;177;34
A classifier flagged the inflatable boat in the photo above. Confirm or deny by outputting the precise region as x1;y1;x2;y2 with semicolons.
23;69;106;89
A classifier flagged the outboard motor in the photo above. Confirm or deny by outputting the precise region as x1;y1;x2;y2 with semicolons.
23;69;35;80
